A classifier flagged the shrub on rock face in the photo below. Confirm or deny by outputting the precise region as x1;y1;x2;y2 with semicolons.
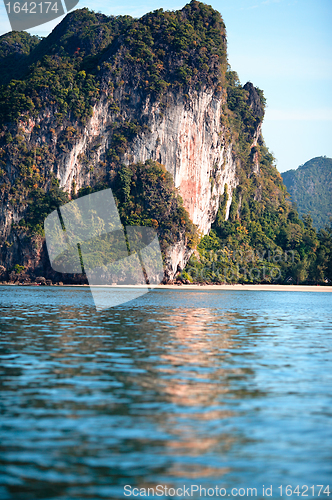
0;265;8;280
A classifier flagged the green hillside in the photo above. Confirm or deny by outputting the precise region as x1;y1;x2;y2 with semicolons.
282;157;332;230
0;31;41;86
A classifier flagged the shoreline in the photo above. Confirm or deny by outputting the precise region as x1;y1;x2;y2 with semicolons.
1;283;331;292
155;284;332;292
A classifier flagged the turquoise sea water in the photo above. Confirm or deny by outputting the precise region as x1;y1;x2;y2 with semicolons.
0;286;331;499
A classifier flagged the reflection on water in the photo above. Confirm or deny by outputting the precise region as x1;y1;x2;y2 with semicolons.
0;287;332;499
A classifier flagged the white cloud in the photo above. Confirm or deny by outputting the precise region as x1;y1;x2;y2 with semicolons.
228;53;332;81
261;0;282;5
239;0;282;10
265;108;332;121
261;0;283;5
239;5;260;10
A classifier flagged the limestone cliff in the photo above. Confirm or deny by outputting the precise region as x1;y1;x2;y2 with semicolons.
52;87;241;235
0;2;265;282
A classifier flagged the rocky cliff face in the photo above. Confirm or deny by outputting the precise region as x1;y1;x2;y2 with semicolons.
0;2;265;281
51;86;241;234
123;88;238;233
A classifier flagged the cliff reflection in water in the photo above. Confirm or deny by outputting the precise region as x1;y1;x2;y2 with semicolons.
153;308;237;481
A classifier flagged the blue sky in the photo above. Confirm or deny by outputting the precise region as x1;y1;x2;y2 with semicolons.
1;0;331;172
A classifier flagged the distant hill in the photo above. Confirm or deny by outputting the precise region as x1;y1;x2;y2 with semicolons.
282;157;332;230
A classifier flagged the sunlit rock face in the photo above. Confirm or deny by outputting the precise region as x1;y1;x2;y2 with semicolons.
52;87;239;236
123;88;238;234
46;86;241;276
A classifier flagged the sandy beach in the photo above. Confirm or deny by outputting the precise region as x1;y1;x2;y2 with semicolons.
154;284;332;292
69;283;332;292
1;283;331;291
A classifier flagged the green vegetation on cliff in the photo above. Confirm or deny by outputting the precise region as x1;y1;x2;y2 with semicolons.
0;2;227;124
182;74;332;285
0;31;41;86
0;1;227;279
77;160;197;255
282;156;332;230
